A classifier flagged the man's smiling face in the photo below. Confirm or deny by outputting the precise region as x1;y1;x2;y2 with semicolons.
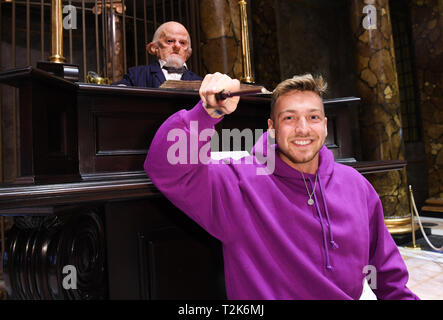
268;90;327;174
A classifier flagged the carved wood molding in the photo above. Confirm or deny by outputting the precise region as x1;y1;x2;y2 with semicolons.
2;210;106;299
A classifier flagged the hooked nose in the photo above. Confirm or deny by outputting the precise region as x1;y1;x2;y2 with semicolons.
172;41;181;50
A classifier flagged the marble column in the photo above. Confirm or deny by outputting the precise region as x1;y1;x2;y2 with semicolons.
199;0;243;79
410;0;443;199
349;0;410;223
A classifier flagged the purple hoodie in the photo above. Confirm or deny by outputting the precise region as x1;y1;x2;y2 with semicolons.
144;100;419;300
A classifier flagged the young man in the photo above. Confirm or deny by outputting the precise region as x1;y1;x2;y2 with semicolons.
113;21;202;87
144;72;419;300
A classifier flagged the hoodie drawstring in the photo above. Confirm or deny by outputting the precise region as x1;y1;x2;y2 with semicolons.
308;175;338;271
318;177;339;251
312;192;333;270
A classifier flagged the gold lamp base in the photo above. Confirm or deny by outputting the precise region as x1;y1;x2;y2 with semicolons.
385;215;422;250
48;54;66;63
240;76;255;84
385;216;416;234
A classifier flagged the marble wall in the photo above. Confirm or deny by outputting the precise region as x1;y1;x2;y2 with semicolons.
410;0;443;199
198;0;243;79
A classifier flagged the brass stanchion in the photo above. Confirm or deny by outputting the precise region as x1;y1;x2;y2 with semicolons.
406;185;421;250
238;0;254;83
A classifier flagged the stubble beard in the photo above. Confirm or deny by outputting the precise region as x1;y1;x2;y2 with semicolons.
278;138;325;168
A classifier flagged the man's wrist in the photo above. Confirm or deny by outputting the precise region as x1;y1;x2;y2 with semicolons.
202;101;224;119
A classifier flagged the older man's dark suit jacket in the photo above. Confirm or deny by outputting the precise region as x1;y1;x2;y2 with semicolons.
112;61;202;88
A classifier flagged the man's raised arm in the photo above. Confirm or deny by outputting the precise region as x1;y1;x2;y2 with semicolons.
143;73;241;242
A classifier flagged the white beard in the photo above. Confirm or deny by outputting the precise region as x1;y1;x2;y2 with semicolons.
164;55;184;68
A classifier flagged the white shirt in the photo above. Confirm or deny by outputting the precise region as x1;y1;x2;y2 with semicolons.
158;60;187;81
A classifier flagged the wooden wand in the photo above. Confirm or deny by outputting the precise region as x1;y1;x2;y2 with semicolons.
215;87;271;100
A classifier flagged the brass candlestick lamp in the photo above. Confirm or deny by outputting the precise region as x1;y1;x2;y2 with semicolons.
238;0;254;83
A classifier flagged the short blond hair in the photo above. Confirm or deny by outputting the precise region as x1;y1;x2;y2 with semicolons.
270;74;327;119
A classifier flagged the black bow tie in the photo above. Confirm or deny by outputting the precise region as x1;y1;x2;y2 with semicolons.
163;66;186;74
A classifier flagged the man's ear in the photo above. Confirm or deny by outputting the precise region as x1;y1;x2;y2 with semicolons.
146;42;158;56
267;118;275;139
324;116;328;137
186;47;192;60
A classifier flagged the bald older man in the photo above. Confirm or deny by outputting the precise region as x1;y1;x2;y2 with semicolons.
113;21;202;88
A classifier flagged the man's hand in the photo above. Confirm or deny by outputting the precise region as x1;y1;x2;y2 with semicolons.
199;72;241;118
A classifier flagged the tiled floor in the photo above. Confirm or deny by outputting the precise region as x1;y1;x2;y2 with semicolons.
398;216;443;300
399;247;443;300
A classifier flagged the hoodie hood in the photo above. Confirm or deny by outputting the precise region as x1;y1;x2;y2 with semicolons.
251;131;334;180
252;131;338;270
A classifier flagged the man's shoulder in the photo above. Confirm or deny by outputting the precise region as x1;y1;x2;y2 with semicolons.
331;162;376;200
186;69;202;76
183;68;203;80
333;161;368;184
128;63;160;73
